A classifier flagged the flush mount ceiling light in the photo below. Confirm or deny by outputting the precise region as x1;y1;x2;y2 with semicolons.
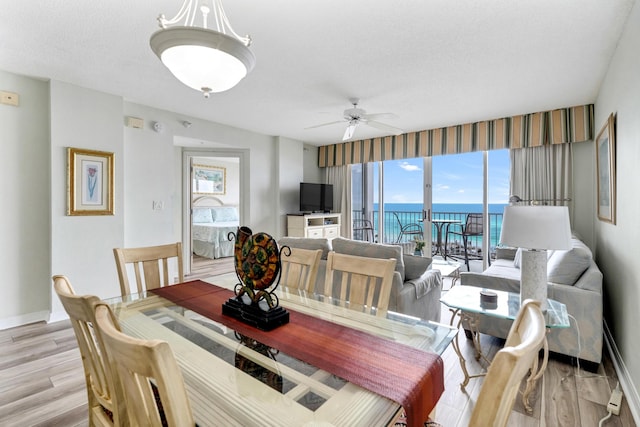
150;0;255;98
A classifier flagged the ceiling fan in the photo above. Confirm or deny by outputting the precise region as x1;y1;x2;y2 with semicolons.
306;98;404;141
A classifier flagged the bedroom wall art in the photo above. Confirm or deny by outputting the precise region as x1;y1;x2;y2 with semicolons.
66;147;114;216
193;164;226;195
596;113;616;224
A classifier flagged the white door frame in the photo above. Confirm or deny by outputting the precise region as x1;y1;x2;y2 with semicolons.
182;148;250;274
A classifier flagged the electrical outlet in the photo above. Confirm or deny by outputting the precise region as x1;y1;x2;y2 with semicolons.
607;386;623;415
0;91;19;106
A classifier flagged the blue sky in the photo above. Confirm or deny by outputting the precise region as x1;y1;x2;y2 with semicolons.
379;149;511;204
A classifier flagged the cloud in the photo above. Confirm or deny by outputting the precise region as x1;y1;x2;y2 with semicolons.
458;189;465;193
399;161;421;172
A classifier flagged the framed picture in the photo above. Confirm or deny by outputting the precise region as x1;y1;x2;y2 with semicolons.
67;147;114;216
595;113;616;224
193;164;226;195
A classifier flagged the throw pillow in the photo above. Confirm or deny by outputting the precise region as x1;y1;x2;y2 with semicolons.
513;248;522;268
547;239;592;285
403;255;431;280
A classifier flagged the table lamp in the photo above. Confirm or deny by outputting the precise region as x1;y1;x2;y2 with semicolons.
499;206;572;310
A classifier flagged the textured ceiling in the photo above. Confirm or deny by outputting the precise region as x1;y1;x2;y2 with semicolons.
0;0;634;145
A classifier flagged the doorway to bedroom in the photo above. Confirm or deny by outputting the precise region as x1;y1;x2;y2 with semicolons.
183;149;249;277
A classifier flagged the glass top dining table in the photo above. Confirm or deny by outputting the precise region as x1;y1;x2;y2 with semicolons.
104;276;456;427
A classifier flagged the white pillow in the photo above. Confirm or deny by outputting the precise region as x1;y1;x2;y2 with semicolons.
547;239;592;285
211;206;238;222
193;208;213;223
513;248;522;268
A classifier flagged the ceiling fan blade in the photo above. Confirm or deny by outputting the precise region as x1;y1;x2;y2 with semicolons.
305;120;345;130
343;122;358;141
362;112;398;121
366;120;404;135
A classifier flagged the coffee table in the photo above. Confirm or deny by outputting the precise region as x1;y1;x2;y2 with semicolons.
440;285;570;412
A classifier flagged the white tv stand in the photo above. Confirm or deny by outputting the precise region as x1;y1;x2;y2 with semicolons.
287;212;341;239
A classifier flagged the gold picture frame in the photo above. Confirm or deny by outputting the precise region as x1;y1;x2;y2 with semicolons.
595;113;616;224
193;164;226;195
67;147;114;216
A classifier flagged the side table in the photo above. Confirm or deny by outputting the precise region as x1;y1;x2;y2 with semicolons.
430;259;461;287
440;285;570;413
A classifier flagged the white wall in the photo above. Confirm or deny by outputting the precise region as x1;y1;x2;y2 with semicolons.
0;71;51;325
303;143;323;183
278;137;305;236
49;81;126;319
594;0;640;397
0;74;307;328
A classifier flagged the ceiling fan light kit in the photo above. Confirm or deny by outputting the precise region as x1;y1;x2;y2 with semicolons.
150;0;255;98
307;98;404;141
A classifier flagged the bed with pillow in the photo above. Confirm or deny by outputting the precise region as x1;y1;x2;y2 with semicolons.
192;196;239;259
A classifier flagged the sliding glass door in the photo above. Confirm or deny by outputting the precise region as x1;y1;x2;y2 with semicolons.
351;150;509;267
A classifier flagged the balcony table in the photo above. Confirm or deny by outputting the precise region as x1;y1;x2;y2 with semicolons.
105;278;456;427
431;219;460;258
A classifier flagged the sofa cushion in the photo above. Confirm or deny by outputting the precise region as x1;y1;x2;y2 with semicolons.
547;238;592;285
278;237;331;260
404;255;431;280
331;237;405;281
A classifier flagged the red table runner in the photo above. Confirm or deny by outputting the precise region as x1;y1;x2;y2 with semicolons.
151;281;444;427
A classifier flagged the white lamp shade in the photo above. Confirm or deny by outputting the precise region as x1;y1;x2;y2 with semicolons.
150;27;256;94
500;206;572;250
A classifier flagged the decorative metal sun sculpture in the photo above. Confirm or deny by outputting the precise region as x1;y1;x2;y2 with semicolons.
228;226;286;309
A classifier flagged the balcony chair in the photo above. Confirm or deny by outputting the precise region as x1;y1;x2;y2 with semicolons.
352;218;376;242
392;212;423;244
323;252;396;317
94;303;195;427
113;242;183;297
469;299;546;427
446;213;489;271
52;275;125;426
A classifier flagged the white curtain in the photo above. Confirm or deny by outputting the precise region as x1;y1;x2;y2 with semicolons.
324;165;352;238
510;143;573;208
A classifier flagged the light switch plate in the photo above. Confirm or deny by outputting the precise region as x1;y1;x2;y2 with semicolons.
1;91;19;106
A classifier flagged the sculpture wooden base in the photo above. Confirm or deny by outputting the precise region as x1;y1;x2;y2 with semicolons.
222;297;289;331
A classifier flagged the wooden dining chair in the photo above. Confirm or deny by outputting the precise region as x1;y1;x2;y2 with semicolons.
279;247;323;292
113;242;183;297
469;299;547;427
52;275;125;427
94;303;195;427
323;252;396;317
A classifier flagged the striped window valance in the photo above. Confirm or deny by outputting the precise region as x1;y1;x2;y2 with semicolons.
318;104;593;167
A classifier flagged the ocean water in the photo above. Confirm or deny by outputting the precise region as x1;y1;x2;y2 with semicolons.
364;203;508;248
375;203;507;214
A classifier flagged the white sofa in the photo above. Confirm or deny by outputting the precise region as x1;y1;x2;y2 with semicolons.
460;234;603;366
278;237;443;322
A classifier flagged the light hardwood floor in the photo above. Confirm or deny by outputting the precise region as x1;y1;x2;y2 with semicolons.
0;257;635;426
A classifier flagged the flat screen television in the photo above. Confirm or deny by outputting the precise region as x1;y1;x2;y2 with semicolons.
299;182;333;213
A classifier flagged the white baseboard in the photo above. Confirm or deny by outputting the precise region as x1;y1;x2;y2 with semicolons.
0;310;49;330
604;319;640;424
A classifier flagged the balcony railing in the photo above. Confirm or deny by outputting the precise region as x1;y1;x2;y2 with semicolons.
352;210;503;259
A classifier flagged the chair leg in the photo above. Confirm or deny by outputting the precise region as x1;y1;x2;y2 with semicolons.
462;236;470;271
